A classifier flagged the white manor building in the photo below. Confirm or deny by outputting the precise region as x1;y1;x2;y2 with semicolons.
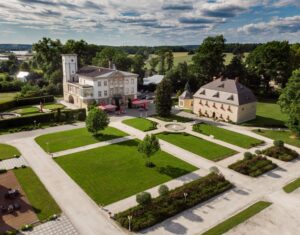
62;54;138;108
193;77;257;123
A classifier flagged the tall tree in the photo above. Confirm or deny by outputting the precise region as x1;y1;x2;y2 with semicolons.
149;57;159;74
157;49;166;75
166;51;174;71
92;47;132;71
155;78;172;117
86;108;109;135
225;55;246;79
246;41;292;94
291;43;300;70
192;35;226;85
131;54;146;85
278;69;300;136
138;134;160;167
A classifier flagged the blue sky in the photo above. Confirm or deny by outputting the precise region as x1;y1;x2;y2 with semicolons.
0;0;299;45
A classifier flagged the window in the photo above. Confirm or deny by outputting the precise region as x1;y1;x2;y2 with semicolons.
131;78;134;84
126;88;129;94
131;87;134;93
179;101;183;107
104;81;107;86
98;91;102;97
126;79;129;84
104;90;108;96
98;81;101;87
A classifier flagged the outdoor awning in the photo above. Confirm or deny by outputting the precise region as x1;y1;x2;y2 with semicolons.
132;99;150;106
99;104;117;110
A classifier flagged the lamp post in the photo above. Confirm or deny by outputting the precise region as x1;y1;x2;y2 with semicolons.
46;142;49;154
184;192;188;203
127;215;132;232
33;120;36;128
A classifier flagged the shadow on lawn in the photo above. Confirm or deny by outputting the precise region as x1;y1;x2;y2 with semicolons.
157;165;191;178
243;115;286;128
92;134;127;142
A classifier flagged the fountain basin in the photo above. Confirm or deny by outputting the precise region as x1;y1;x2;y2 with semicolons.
0;112;21;120
165;123;186;132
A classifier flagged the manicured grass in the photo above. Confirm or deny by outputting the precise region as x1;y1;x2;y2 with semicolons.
202;201;272;235
55;139;197;205
0;143;20;160
0;92;18;104
156;132;237;161
122;118;157;132
243;100;288;127
193;123;263;149
229;155;277;177
10;106;40;116
153;114;193;123
283;179;300;193
253;129;300;148
35;127;128;152
13;167;61;221
43;103;65;110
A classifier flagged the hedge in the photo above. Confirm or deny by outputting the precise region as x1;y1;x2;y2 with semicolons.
0;95;54;112
115;173;233;231
0;108;86;129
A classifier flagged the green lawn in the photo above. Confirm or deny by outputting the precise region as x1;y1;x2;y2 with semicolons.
243;100;288;127
43;103;65;110
253;129;300;148
283;179;300;193
35;127;128;152
55;139;197;205
10;106;40;116
0;92;18;104
202;201;271;235
0;143;20;160
13;167;61;221
153;114;193;123
193;123;263;149
156;132;236;161
122;118;157;132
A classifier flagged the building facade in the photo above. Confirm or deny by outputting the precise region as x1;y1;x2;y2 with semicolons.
62;54;138;108
193;77;256;123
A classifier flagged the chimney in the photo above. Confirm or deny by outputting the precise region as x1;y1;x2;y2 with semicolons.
213;76;217;81
235;77;239;83
108;60;112;69
112;64;116;70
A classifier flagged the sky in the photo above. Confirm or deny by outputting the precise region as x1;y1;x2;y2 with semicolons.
0;0;299;46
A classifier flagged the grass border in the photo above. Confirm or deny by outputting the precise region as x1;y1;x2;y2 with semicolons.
283;178;300;193
202;201;272;235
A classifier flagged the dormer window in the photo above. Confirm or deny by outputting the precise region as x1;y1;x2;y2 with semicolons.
213;92;219;98
227;95;234;101
218;83;224;88
200;89;205;95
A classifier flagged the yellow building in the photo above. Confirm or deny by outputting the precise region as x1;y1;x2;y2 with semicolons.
193;77;257;123
178;82;193;110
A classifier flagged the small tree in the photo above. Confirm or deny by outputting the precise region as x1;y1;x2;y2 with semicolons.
86;108;109;135
209;166;220;175
155;78;172;117
136;192;152;205
244;152;253;160
274;140;284;148
158;185;169;196
138;134;160;167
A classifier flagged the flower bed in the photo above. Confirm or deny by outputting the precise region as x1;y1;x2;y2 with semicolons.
262;146;298;162
229;155;277;177
115;173;233;231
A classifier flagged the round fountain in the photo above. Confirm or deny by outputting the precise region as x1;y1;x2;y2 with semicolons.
0;112;21;120
164;121;186;132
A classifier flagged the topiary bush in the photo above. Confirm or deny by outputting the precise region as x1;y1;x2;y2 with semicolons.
136;192;152;205
244;152;253;160
158;185;169;196
273;140;284;147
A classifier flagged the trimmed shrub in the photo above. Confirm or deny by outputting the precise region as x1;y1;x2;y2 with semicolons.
255;149;261;155
116;173;232;231
158;185;169;196
136;192;152;205
244;152;253;160
274;140;284;147
21;224;33;231
0;169;7;174
262;146;298;162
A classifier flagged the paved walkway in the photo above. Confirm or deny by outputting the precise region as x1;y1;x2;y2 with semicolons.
0;156;28;170
9;138;125;235
53;136;135;157
25;214;79;235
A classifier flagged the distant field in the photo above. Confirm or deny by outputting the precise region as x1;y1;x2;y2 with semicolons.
144;52;249;70
0;92;18;104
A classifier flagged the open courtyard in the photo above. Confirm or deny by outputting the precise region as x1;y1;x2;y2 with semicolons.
0;104;299;235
